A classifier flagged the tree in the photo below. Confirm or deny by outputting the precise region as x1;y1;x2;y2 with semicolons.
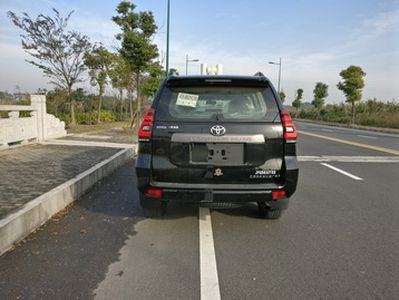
109;55;133;119
46;88;68;116
312;82;328;118
278;90;286;103
112;1;159;123
142;62;164;99
168;68;179;75
337;65;366;124
292;88;303;112
8;9;91;126
84;46;116;123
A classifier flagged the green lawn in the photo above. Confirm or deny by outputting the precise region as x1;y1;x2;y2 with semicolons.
67;121;132;134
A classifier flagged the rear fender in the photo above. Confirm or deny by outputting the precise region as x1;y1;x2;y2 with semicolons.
283;155;298;197
135;153;151;191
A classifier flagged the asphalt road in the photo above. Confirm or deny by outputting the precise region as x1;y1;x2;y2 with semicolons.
1;121;398;299
295;120;399;151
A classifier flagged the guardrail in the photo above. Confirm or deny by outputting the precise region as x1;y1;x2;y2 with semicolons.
0;95;66;149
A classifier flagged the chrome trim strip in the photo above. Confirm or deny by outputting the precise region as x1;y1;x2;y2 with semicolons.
171;133;265;144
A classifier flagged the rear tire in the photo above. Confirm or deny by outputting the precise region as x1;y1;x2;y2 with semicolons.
142;206;164;218
140;193;166;218
258;203;282;220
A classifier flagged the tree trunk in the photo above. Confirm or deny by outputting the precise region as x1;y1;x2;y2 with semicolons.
128;89;133;119
97;93;103;124
129;111;138;129
351;102;355;124
119;89;123;120
136;72;141;122
70;102;76;126
68;86;76;126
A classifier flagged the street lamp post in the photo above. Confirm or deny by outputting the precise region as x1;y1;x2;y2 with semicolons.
268;57;282;93
165;0;170;75
185;54;199;75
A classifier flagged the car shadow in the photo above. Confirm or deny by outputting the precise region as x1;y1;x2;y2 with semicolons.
0;158;274;300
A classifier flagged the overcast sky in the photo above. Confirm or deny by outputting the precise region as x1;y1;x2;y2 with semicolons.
0;0;398;104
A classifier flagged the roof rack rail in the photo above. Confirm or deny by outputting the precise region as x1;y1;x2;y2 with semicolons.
254;72;265;77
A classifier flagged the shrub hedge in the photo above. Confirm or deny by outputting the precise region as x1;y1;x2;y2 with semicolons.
292;99;399;129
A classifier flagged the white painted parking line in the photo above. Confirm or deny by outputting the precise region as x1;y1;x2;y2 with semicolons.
199;207;221;300
42;140;134;149
298;156;399;162
321;163;363;181
73;134;112;140
357;134;377;139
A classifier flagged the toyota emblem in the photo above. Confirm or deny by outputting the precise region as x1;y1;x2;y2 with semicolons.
210;125;226;136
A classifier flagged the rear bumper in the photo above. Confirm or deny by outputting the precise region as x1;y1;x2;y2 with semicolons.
136;154;298;210
161;188;289;209
141;188;290;210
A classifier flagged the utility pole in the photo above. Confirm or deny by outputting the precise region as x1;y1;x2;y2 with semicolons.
278;57;282;93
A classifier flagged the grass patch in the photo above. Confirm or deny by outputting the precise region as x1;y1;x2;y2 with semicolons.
67;121;130;134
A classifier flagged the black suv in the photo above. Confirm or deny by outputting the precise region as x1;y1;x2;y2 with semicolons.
135;73;298;219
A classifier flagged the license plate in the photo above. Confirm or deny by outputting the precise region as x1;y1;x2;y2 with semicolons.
190;143;244;165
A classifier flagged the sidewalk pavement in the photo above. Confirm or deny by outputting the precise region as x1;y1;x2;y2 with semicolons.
0;125;136;254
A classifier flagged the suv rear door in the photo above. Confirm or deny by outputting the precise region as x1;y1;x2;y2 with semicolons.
150;76;284;185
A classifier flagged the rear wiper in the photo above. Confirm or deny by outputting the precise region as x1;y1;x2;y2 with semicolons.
215;113;224;121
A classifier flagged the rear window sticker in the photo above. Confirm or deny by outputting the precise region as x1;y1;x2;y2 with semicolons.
176;93;199;108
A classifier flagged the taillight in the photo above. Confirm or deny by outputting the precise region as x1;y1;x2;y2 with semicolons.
272;190;286;200
138;109;155;139
280;110;297;142
145;188;163;198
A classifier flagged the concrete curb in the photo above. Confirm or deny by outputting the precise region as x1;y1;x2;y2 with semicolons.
0;146;136;256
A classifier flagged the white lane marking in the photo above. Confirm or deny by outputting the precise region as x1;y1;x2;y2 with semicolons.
321;163;363;180
321;128;334;132
199;207;221;300
357;134;377;139
298;156;399;162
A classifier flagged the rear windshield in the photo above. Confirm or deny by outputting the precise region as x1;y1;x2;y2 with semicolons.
155;86;278;122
